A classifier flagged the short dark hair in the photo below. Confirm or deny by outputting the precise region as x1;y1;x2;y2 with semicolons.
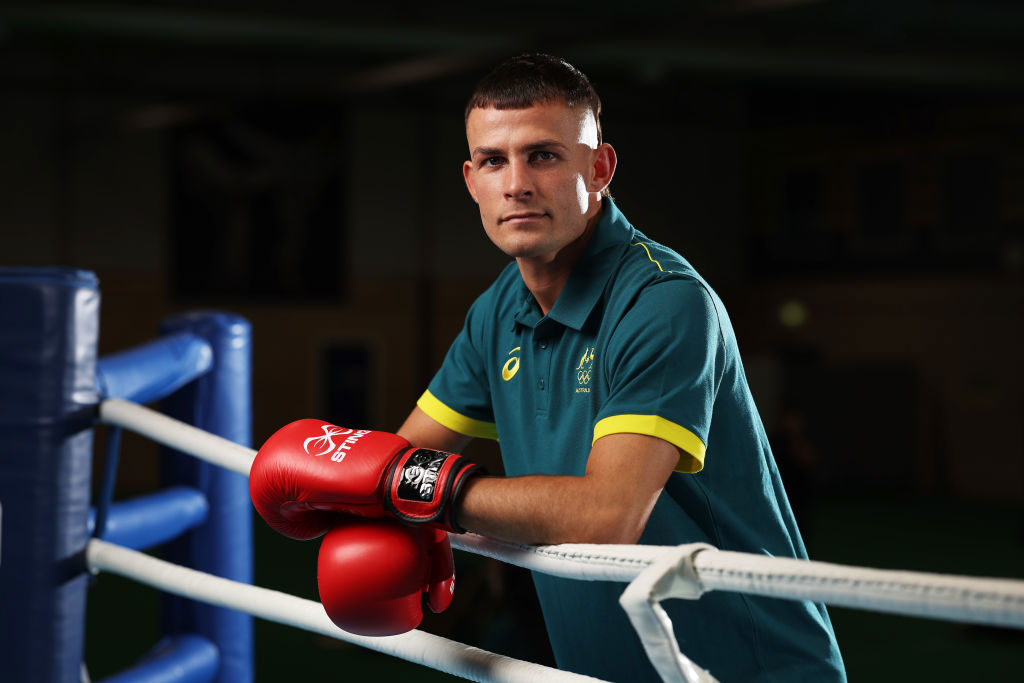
465;53;603;144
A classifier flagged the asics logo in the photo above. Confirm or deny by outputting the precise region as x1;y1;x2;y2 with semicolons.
502;347;521;382
303;424;371;463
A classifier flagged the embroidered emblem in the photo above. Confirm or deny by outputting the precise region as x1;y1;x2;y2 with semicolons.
575;347;596;394
502;347;521;381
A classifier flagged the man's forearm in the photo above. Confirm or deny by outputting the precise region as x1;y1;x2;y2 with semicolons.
398;408;680;546
455;471;655;546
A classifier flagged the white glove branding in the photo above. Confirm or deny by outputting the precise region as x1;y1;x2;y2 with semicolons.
397;450;448;502
303;424;371;463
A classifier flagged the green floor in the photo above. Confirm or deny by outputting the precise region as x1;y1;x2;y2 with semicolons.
85;494;1024;681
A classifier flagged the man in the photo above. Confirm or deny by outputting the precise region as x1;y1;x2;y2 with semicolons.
397;53;846;681
250;52;846;681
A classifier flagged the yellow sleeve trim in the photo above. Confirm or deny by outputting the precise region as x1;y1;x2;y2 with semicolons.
593;414;706;473
417;390;499;441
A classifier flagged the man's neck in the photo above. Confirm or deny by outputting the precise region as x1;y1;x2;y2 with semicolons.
517;206;603;315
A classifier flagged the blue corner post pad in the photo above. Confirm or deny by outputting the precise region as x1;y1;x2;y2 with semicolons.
97;332;214;404
0;267;100;682
98;634;220;683
88;486;210;552
159;311;254;683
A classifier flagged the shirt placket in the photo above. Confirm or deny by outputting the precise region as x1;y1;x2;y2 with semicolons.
533;330;553;416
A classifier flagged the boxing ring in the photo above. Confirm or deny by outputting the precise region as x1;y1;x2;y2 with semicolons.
2;267;1023;683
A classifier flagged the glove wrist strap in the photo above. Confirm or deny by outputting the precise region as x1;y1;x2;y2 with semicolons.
384;448;482;533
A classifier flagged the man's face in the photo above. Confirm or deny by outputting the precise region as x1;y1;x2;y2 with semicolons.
462;101;613;263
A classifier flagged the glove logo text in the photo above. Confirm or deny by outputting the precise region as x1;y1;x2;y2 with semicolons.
303;424;372;463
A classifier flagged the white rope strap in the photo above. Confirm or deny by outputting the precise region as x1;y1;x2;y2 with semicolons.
86;539;604;683
619;545;718;683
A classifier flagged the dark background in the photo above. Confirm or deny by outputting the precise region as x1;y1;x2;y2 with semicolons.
2;2;1022;680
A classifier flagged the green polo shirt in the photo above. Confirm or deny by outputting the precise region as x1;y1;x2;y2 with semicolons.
419;199;845;682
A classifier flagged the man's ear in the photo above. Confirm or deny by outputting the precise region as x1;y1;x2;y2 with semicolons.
462;160;479;203
590;143;617;194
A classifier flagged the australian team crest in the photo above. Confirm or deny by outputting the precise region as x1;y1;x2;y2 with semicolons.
575;347;596;394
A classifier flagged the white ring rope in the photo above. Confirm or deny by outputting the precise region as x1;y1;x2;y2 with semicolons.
449;533;671;582
85;539;602;683
97;397;1024;681
100;398;255;476
450;533;1024;629
694;550;1024;629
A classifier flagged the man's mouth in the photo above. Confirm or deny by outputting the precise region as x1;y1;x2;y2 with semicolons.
500;211;547;224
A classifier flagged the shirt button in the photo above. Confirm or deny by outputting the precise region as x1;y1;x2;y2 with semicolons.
538;378;545;390
538;341;547;349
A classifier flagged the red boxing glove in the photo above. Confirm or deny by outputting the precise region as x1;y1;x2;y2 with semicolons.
317;517;456;636
248;419;481;540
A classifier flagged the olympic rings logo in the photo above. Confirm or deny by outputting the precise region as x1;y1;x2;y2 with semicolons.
575;347;596;387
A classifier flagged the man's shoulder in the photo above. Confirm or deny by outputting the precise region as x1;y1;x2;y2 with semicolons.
603;231;709;306
618;229;699;281
600;229;733;340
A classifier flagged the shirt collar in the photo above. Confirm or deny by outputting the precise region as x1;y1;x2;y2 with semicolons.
512;198;633;332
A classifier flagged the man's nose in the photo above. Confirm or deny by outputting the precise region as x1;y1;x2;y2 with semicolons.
504;159;533;198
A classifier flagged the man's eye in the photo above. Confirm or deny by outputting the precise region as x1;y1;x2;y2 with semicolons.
532;151;556;162
483;157;504;167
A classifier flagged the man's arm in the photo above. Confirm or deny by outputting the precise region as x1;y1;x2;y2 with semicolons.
397;406;475;454
398;408;679;546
